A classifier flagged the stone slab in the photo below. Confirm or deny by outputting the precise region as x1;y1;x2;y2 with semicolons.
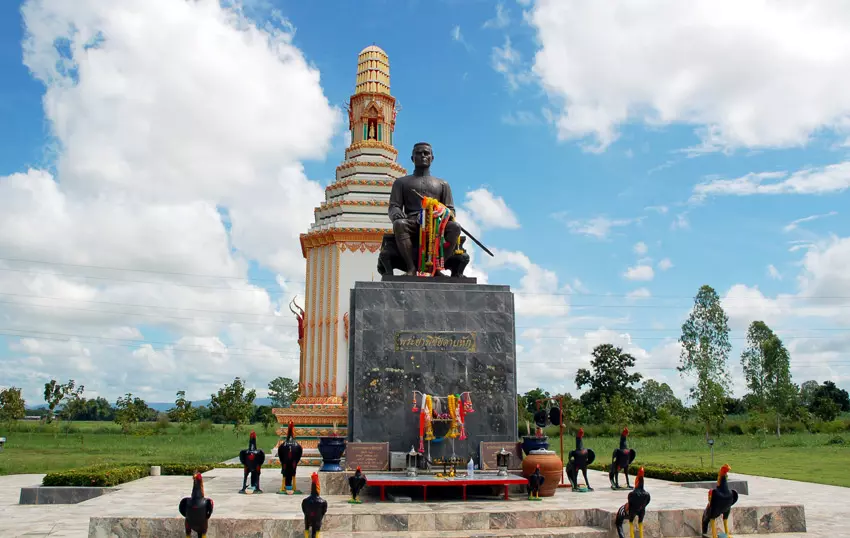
347;281;517;455
19;486;114;505
480;441;523;470
680;479;749;495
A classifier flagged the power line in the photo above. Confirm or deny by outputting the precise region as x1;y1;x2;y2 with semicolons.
3;256;850;300
0;328;300;357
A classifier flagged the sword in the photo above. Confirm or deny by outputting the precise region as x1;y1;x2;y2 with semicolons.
411;189;495;257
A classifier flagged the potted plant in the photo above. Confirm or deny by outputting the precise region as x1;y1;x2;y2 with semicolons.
521;420;549;456
317;422;346;472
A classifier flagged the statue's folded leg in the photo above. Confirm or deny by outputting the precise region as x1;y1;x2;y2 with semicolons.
444;219;461;250
392;217;418;274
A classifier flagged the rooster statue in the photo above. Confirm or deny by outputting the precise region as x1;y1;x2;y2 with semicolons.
527;464;544;501
178;472;214;538
278;420;303;495
609;426;637;489
701;464;739;538
302;472;329;538
348;466;367;504
566;427;596;491
239;430;265;494
615;467;650;538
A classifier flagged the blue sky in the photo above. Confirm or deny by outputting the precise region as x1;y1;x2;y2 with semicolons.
1;0;849;406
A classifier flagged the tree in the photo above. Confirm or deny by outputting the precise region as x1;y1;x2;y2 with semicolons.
812;381;850;413
799;380;820;408
168;390;198;425
678;285;731;438
114;393;150;432
42;379;84;423
209;377;256;428
267;377;299;408
637;380;684;419
0;387;26;422
576;344;642;422
521;388;551;415
740;321;797;436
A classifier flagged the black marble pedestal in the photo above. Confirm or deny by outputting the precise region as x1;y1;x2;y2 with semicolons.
347;280;517;457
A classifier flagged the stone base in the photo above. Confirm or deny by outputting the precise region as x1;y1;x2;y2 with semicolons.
88;503;806;538
347;280;517;454
681;479;749;495
84;468;807;538
19;486;113;505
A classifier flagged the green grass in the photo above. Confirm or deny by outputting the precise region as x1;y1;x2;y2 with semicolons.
0;420;280;476
2;421;848;488
549;432;850;487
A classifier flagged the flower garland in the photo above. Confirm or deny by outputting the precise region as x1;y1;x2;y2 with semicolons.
417;196;452;276
411;391;474;451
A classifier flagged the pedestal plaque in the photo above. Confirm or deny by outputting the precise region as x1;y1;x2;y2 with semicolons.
479;441;523;470
344;442;389;471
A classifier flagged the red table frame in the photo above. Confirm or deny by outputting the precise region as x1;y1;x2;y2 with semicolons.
365;477;528;501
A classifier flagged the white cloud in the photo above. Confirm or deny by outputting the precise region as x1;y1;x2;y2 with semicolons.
767;264;782;280
483;3;510;29
623;264;654;282
462;188;520;230
693;162;850;201
783;211;839;232
670;212;689;230
645;205;669;214
501;110;542;126
657;258;673;271
483;250;570;317
633;241;648;255
626;287;651;300
491;36;531;91
525;1;850;152
1;0;338;403
451;25;462;41
563;215;641;239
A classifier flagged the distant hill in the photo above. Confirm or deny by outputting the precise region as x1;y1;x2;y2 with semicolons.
147;397;274;412
27;398;276;413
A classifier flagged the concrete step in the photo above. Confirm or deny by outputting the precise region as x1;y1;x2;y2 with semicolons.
324;526;608;538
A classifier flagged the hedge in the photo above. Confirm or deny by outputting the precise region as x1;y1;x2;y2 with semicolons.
588;461;717;482
42;462;216;487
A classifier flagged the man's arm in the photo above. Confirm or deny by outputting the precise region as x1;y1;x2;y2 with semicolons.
388;179;405;221
441;181;456;217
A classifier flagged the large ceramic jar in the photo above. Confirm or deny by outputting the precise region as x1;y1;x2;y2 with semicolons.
521;449;562;497
317;436;346;472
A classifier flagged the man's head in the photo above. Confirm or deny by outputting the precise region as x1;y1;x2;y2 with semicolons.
411;142;433;168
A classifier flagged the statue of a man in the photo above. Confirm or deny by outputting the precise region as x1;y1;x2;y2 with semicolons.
388;142;461;275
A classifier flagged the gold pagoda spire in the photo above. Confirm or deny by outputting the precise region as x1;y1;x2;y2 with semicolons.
347;44;397;147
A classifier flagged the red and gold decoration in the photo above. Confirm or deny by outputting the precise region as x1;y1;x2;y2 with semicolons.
417;196;453;276
411;390;474;452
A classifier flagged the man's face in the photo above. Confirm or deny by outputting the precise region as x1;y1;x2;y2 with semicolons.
412;145;433;167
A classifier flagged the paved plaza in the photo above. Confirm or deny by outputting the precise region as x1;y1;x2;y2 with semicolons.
0;468;844;537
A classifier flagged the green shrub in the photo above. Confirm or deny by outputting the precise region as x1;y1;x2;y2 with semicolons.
42;462;216;487
588;461;716;482
826;435;845;446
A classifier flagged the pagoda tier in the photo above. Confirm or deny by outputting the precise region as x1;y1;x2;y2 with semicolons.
273;44;405;454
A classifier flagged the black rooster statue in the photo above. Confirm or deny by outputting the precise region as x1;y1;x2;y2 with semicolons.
302;472;329;538
566;427;596;491
178;472;214;538
701;463;739;538
348;466;367;504
278;420;303;495
615;467;650;538
609;426;637;489
527;464;544;501
238;430;265;494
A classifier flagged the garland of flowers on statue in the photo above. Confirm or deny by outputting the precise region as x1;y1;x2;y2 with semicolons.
411;391;474;452
417;196;452;276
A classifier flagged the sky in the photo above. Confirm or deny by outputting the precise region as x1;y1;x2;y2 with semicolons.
1;0;850;407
